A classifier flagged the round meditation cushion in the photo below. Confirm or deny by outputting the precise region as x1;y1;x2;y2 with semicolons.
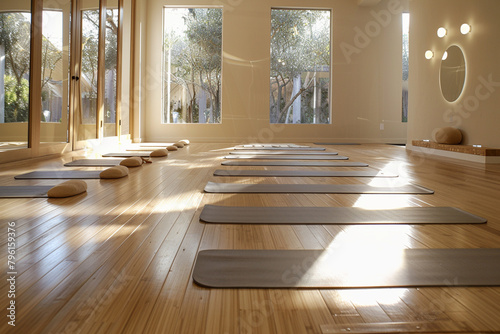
166;145;178;151
150;149;169;157
100;165;129;179
47;180;87;198
120;157;143;167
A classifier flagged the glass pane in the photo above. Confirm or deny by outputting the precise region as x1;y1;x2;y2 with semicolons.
0;9;31;151
270;9;331;124
41;1;71;143
402;13;409;123
104;1;118;137
79;9;99;141
162;7;222;124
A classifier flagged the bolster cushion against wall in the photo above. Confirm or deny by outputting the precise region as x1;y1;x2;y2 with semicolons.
47;180;87;198
100;166;129;179
120;157;143;167
433;127;463;144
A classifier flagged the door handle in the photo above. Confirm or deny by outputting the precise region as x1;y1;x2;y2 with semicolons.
72;76;80;81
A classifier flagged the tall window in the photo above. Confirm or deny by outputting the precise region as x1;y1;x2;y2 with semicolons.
104;6;119;137
41;10;64;124
402;12;409;123
0;12;31;124
81;10;99;130
270;9;331;124
162;7;222;124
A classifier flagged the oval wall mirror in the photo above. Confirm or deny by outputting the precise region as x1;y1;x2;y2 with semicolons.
440;45;466;102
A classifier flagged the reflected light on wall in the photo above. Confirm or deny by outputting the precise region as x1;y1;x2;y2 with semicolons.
425;50;434;59
437;27;447;38
460;23;471;34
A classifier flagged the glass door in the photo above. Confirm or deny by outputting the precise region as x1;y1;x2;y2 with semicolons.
103;0;119;138
41;0;72;144
75;0;121;145
77;0;99;141
0;0;32;152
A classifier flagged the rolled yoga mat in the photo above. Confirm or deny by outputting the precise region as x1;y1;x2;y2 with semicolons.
224;155;349;160
193;248;500;288
200;205;486;225
213;170;396;177
222;161;368;167
64;159;124;167
15;170;103;179
229;151;339;155
204;182;434;194
0;186;55;198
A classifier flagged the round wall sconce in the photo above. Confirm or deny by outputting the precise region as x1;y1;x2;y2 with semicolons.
442;51;448;60
460;23;471;34
437;27;447;38
425;50;434;59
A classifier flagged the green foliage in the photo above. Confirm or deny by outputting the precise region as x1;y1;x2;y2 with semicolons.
1;13;31;123
4;75;30;122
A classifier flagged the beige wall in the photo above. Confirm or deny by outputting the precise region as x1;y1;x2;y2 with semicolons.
141;0;408;143
407;0;500;147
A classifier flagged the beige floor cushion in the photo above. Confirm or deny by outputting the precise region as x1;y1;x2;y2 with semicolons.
433;127;462;144
166;145;178;151
120;157;143;167
47;180;87;198
100;165;129;179
179;139;190;145
150;149;169;157
174;142;185;148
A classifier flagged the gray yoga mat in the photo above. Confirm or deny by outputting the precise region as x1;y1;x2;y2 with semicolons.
234;147;325;151
236;144;310;148
314;143;360;145
0;186;53;198
204;182;434;194
102;152;152;157
222;161;368;167
200;205;486;225
229;151;339;155
193;248;500;288
224;155;349;160
64;159;124;167
15;171;102;179
213;170;395;177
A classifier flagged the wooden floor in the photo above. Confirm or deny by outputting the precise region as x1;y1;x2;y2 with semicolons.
1;143;500;334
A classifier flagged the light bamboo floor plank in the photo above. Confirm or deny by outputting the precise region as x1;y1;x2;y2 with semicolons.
1;143;500;333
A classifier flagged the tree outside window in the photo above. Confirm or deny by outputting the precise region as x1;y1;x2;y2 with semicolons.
162;8;222;124
270;9;331;124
